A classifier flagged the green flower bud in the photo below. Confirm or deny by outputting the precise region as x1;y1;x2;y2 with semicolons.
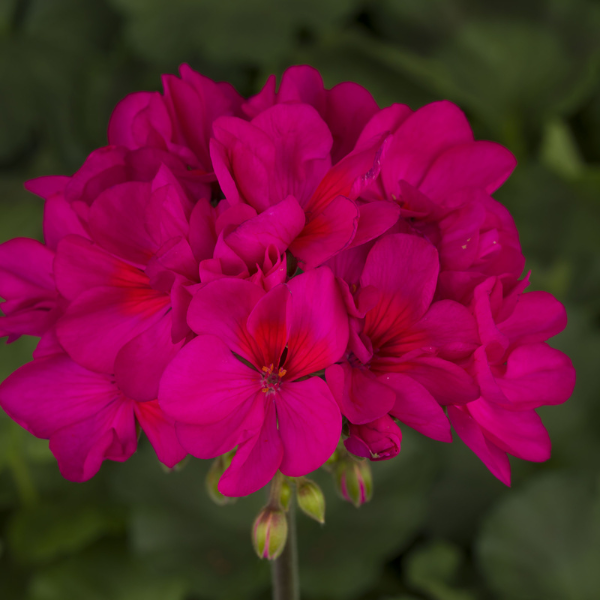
252;506;288;560
280;478;292;511
334;457;373;508
206;453;236;506
297;478;325;524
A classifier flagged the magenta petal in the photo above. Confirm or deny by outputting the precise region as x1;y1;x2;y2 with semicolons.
43;194;88;250
393;299;479;359
326;81;379;163
381;100;473;194
356;104;412;148
158;334;261;424
89;181;156;266
277;377;342;476
381;372;452;442
387;356;479;405
187;278;265;363
114;312;185;402
419;141;517;201
466;399;550;462
25;175;69;199
361;234;439;344
326;363;396;425
349;201;401;248
246;284;291;369
284;267;349;380
55;235;149;301
498;291;567;345
448;405;511;486
225;195;306;268
175;392;265;459
496;343;576;409
219;399;283;497
50;397;137;482
133;399;187;468
0;354;123;438
291;195;359;269
57;286;170;374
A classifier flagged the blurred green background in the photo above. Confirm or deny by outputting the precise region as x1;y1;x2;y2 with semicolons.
1;0;600;598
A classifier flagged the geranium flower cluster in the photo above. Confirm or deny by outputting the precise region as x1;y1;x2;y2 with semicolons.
0;66;575;495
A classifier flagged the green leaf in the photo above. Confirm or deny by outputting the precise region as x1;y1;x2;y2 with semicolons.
405;540;475;600
6;502;125;564
477;473;600;600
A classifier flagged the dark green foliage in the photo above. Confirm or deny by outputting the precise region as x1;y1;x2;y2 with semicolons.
1;0;599;598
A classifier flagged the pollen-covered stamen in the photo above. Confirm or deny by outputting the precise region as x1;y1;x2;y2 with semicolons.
260;364;287;394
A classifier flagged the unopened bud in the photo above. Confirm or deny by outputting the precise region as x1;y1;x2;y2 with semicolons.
297;478;325;523
206;453;236;506
280;478;292;511
252;507;288;560
334;457;373;508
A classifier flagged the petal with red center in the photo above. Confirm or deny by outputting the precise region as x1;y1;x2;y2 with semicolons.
380;372;452;442
465;399;550;462
187;278;264;364
89;181;157;266
381;355;479;405
387;299;479;360
219;399;283;497
57;285;170;374
115;312;186;402
158;334;261;425
246;284;291;370
419;141;517;201
495;343;576;409
284;268;349;380
361;234;439;345
326;363;395;425
55;235;149;301
448;405;511;486
133;399;187;468
277;377;342;476
290;195;359;269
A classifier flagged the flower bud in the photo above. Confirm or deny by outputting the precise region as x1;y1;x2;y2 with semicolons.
252;507;288;560
297;478;325;523
279;478;292;511
206;453;236;506
335;457;373;508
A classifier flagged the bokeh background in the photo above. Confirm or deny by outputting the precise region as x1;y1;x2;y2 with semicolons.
1;0;600;598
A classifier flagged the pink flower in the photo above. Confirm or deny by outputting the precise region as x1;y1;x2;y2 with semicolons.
327;233;479;445
159;268;347;496
447;275;576;484
0;352;186;481
54;165;209;401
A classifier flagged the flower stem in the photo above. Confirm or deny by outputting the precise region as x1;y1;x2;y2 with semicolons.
271;482;300;600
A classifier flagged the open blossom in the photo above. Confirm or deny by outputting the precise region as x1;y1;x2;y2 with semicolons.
158;268;346;496
0;64;575;491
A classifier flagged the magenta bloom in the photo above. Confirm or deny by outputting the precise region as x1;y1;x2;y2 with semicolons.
0;63;576;492
159;268;346;496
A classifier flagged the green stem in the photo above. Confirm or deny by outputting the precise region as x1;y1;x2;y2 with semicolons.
271;483;300;600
